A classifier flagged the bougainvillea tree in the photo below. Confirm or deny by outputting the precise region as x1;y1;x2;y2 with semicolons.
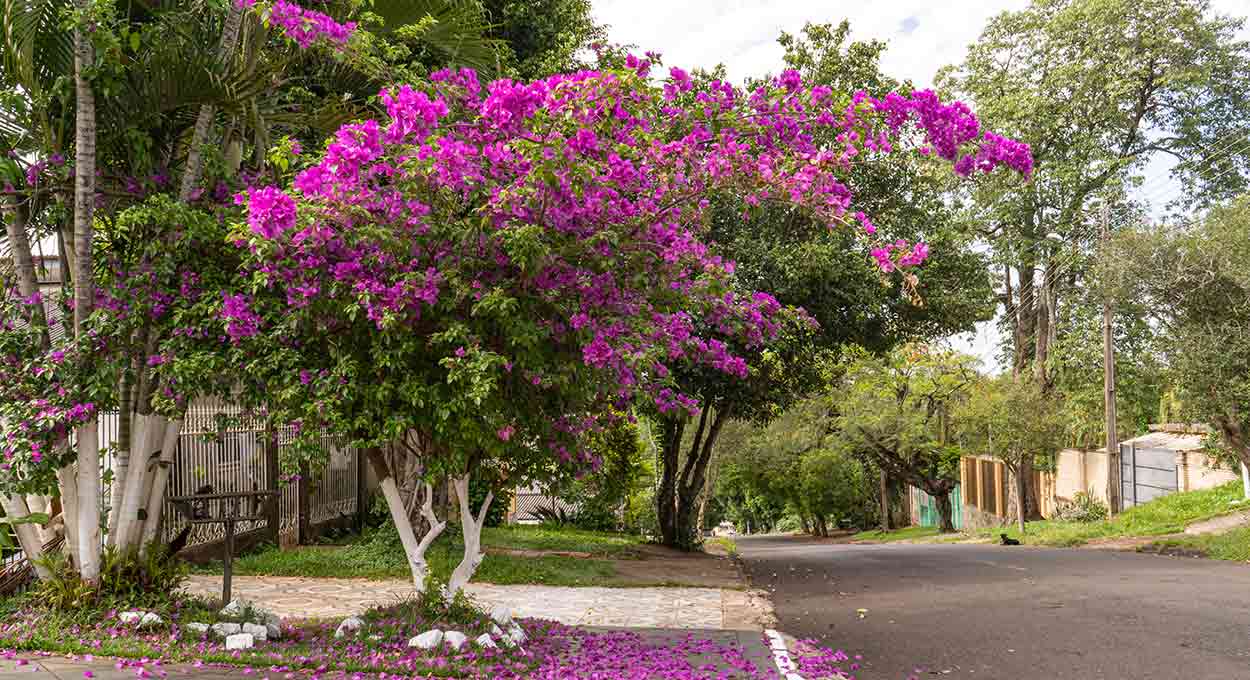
0;0;366;581
167;53;1032;593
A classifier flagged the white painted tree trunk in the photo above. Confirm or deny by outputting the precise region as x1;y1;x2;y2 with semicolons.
379;478;445;589
1;495;50;580
138;419;183;554
113;414;164;551
56;465;80;569
446;473;492;598
74;420;101;582
106;414;144;546
25;495;52;543
71;0;101;585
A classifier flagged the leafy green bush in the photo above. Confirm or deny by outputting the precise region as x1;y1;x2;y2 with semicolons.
34;542;188;615
1052;491;1110;523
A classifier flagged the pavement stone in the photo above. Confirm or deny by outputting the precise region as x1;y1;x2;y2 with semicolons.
184;575;747;630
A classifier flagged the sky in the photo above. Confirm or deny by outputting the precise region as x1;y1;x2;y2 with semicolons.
591;0;1250;372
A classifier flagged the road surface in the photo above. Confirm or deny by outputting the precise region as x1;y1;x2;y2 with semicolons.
738;535;1250;679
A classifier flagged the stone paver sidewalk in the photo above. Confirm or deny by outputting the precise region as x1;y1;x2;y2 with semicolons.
185;575;765;630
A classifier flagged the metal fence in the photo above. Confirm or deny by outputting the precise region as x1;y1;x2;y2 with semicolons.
3;401;362;557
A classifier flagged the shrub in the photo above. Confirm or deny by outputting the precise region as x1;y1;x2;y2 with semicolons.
34;542;188;615
1052;491;1110;523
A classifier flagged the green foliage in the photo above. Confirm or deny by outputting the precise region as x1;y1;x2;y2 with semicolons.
1108;196;1250;471
547;419;649;532
379;572;489;629
1051;491;1110;523
33;544;188;615
956;375;1066;472
479;0;605;79
833;346;975;505
467;477;510;528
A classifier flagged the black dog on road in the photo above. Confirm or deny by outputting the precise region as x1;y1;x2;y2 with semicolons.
1000;533;1021;546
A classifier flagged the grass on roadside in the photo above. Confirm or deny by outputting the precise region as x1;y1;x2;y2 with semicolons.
706;536;739;557
853;526;944;542
1143;525;1250;562
974;481;1248;547
197;524;640;586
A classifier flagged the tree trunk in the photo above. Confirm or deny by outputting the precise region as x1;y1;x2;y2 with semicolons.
367;448;444;590
138;418;183;552
71;0;100;583
56;464;80;568
112;415;163;551
1;496;50;580
656;418;683;546
179;0;246;200
799;513;811;535
1014;465;1027;533
934;491;956;533
447;472;492;597
4;198;49;348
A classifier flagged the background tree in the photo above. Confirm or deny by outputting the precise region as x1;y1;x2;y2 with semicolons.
1107;196;1250;472
956;376;1066;532
938;0;1250;517
651;21;1005;549
832;346;977;533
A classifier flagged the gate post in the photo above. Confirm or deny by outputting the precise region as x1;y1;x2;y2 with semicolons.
265;423;280;546
297;460;312;544
355;448;369;532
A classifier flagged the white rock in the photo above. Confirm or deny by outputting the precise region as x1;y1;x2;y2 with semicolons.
138;613;163;629
334;616;365;639
241;623;268;641
507;624;527;645
409;630;443;650
443;631;467;651
490;624;504;637
265;622;282;640
489;606;513;627
474;633;497;649
184;623;210;636
219;600;245;617
224;633;254;651
118;611;143;625
211;622;241;638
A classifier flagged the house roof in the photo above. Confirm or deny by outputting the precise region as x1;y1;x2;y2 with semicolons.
1121;430;1207;452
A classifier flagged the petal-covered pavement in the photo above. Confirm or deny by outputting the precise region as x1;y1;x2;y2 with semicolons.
183;575;767;630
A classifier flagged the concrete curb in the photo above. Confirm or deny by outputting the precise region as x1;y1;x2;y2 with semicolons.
764;628;805;680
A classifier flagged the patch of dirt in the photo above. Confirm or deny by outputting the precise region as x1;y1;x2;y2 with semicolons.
605;544;747;589
1081;535;1178;551
484;547;593;559
1136;543;1210;559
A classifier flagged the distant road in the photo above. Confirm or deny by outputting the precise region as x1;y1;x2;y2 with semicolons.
737;536;1250;679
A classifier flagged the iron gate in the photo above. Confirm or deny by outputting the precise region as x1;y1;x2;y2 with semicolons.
1120;443;1178;508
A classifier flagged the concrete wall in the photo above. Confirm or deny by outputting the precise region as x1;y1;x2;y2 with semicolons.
1053;449;1110;504
1178;450;1239;492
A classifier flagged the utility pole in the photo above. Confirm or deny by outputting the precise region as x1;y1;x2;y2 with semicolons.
1102;202;1121;514
879;469;890;532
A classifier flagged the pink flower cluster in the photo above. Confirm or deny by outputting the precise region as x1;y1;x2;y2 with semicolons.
231;59;1030;465
238;0;356;50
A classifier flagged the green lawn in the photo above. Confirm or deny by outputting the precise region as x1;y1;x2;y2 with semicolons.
853;526;945;542
972;481;1248;547
197;524;640;586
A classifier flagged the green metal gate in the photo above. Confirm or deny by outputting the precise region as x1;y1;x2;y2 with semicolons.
917;484;962;530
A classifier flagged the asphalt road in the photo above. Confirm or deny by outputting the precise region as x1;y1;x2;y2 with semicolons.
737;536;1250;680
